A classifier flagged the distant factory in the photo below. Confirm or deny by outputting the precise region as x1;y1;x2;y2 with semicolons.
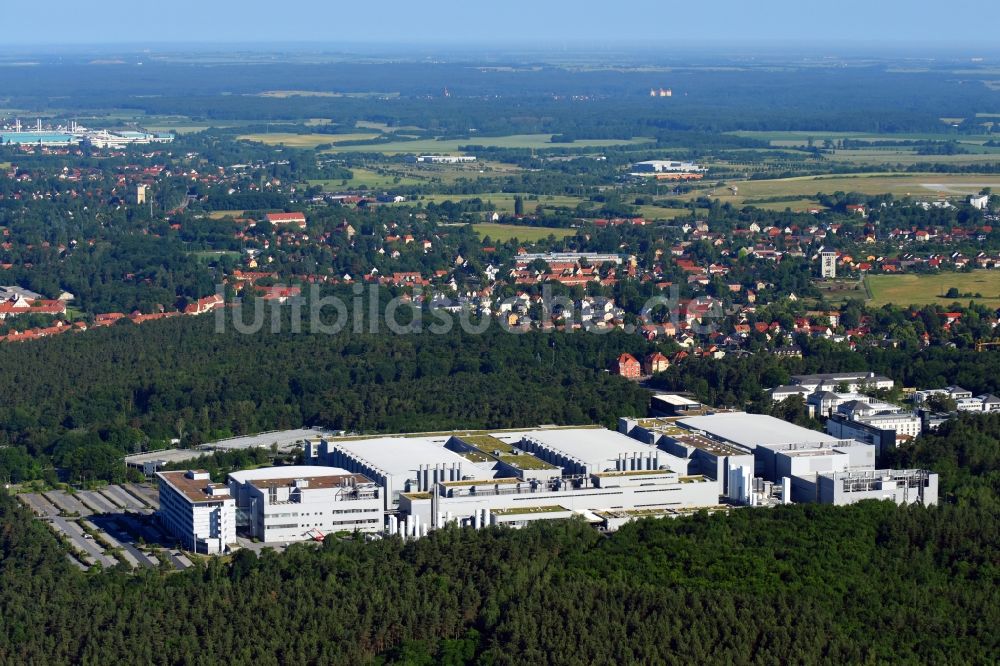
0;119;173;148
629;159;706;180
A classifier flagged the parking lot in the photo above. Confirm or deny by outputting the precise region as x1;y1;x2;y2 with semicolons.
18;483;193;572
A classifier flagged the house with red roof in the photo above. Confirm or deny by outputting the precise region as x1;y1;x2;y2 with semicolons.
611;353;641;379
643;352;670;375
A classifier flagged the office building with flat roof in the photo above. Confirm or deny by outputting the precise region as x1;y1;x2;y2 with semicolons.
157;470;235;554
227;466;381;542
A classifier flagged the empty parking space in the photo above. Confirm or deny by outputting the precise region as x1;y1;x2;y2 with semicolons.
97;489;125;508
117;485;154;510
54;516;117;568
102;486;146;511
78;491;118;513
44;491;92;517
18;493;59;518
123;483;159;509
19;483;188;572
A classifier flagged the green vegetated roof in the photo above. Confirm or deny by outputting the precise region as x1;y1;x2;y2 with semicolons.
498;454;557;470
492;505;568;516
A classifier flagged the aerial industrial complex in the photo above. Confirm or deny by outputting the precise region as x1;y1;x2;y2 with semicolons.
155;395;938;554
0;120;173;148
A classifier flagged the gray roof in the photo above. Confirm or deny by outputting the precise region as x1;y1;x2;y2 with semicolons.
678;413;839;449
500;428;653;467
331;436;472;477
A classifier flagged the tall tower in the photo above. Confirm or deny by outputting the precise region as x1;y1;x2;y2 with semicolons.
820;251;837;279
136;184;147;205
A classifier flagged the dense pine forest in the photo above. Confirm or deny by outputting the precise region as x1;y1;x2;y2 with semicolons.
0;410;996;664
0;314;651;483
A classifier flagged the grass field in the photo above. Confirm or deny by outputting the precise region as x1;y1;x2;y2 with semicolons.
866;271;1000;307
309;168;426;190
239;132;381;148
206;210;246;219
472;223;576;242
695;173;1000;206
321;134;655;154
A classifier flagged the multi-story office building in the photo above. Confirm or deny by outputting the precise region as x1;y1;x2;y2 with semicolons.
227;466;382;542
157;470;235;554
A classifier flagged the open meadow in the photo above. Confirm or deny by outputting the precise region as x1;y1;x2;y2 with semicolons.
472;223;576;242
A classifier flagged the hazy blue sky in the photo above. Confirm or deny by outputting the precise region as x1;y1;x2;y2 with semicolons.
10;0;994;49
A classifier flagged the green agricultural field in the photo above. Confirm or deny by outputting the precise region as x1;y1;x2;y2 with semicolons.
238;132;381;148
866;271;1000;307
473;223;576;242
321;134;654;154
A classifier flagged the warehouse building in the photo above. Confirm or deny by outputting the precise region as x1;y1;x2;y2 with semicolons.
156;470;236;554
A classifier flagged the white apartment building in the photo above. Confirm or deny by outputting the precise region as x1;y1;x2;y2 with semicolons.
157;470;236;554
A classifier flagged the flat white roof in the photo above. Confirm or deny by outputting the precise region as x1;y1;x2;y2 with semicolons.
653;394;701;407
331;437;471;476
228;465;350;484
501;428;653;466
678;413;839;449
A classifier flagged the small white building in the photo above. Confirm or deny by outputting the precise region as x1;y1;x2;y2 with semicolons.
157;470;236;554
969;194;990;211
